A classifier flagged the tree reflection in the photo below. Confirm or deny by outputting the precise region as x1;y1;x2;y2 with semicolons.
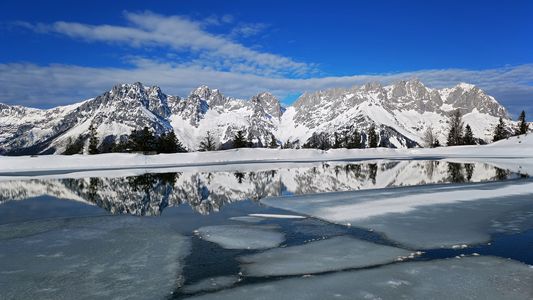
368;163;378;184
447;163;466;183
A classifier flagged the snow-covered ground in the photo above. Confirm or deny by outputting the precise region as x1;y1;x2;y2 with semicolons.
1;134;532;176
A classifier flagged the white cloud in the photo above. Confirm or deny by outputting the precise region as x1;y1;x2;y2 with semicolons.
20;11;312;76
1;60;532;116
5;12;533;116
229;23;269;38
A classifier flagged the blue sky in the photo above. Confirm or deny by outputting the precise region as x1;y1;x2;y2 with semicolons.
0;0;532;116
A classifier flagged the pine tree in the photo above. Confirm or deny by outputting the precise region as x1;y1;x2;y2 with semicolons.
268;133;278;148
463;124;475;145
129;127;157;152
282;139;292;149
333;132;343;148
447;110;464;146
64;136;84;155
493;117;508;142
367;124;379;148
88;123;99;154
232;130;248;148
346;129;362;149
516;110;528;135
304;132;331;150
199;131;217;151
157;131;186;153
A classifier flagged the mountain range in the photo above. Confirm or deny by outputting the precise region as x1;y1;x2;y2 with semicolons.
0;79;511;155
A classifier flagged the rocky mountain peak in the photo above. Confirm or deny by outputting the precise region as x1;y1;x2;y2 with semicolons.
190;85;226;107
0;80;515;155
251;92;282;119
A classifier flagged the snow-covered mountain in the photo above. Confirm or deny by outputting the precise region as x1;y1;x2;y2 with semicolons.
0;79;512;155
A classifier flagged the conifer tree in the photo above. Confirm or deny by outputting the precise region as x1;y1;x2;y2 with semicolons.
367;124;379;148
463;124;475;145
516;110;528;135
232;130;248;148
157;131;186;153
88;123;99;154
493;117;508;142
333;132;343;148
304;132;331;150
347;129;362;149
268;133;278;148
282;139;292;149
199;131;217;151
129;127;157;152
64;136;84;155
447;110;464;146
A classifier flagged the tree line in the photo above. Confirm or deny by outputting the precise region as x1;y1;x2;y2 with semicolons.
64;110;528;155
424;109;529;148
64;125;187;155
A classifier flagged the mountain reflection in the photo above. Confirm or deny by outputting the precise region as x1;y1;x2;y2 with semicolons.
0;161;520;216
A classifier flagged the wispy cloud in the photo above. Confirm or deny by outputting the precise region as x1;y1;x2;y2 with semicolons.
18;11;312;77
1;60;532;116
5;12;533;116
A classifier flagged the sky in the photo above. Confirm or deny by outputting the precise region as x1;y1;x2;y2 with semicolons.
0;0;532;117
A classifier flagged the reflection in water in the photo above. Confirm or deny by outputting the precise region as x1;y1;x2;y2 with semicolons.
0;161;522;216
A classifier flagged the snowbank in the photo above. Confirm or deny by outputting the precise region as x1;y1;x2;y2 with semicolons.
1;134;532;175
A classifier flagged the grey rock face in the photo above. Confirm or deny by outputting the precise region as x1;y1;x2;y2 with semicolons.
0;80;510;154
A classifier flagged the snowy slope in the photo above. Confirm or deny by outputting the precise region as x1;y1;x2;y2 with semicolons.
1;133;532;176
0;79;515;154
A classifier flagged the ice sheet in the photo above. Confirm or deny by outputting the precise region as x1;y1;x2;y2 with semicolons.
191;256;533;300
0;216;190;300
262;180;533;248
196;225;285;249
229;216;265;223
182;276;241;294
248;213;306;219
239;236;412;276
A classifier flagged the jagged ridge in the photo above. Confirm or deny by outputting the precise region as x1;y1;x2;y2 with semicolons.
0;79;511;154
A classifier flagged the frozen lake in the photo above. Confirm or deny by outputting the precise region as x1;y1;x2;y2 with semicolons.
1;159;532;299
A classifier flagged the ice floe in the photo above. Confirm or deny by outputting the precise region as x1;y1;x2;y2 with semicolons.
0;216;190;300
262;180;533;248
182;275;241;294
191;256;533;300
196;225;285;249
248;213;306;219
229;216;265;223
239;236;412;276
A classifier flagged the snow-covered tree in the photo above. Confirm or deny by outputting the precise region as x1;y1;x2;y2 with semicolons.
423;126;435;148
